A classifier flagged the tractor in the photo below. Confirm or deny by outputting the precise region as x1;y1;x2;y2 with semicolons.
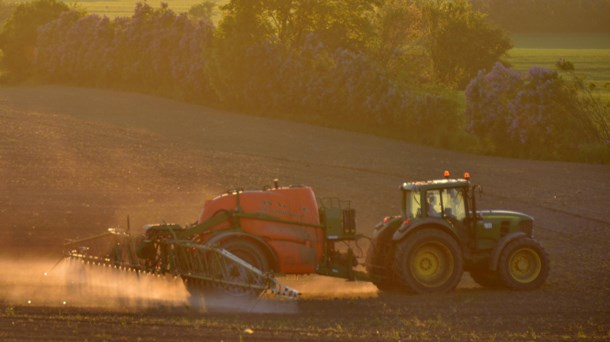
366;171;550;293
64;173;549;298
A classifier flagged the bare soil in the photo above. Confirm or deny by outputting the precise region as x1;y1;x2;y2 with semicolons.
0;85;608;341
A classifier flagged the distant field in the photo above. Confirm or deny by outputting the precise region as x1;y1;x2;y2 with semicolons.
6;0;225;18
511;33;610;49
509;34;610;103
69;0;203;18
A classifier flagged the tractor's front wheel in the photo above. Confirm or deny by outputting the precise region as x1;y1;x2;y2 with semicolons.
497;237;549;290
393;229;463;294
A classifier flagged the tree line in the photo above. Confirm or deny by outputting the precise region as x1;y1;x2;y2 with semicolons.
0;0;608;162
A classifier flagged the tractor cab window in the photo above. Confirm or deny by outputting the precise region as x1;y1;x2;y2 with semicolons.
442;188;466;221
424;189;467;220
408;188;467;220
406;190;422;218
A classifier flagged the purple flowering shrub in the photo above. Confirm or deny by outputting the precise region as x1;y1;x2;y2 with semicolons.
35;3;214;99
465;62;609;158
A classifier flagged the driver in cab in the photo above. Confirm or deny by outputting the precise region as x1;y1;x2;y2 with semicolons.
427;193;441;218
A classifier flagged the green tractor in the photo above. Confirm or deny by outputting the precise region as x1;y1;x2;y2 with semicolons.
366;171;550;293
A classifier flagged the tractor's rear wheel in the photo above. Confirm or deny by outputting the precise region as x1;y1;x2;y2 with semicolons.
497;237;549;290
393;229;463;294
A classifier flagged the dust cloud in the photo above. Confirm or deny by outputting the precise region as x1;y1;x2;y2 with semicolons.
0;258;297;313
281;275;379;299
0;258;188;309
0;258;378;314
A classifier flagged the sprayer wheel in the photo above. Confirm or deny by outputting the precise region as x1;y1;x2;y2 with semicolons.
218;238;271;296
183;239;271;298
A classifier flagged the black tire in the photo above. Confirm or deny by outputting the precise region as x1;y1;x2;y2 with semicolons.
219;239;271;296
365;242;399;292
221;239;271;272
393;229;463;294
469;269;502;288
497;237;550;290
184;239;270;297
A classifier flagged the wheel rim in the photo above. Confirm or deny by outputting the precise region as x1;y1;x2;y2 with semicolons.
220;242;268;296
508;247;542;283
409;241;454;287
226;249;262;283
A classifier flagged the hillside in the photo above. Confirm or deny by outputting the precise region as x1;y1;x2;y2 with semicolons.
0;85;609;340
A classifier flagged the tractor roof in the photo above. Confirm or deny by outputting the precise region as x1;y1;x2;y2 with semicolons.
401;178;470;192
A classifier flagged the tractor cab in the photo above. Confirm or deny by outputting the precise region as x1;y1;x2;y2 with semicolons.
397;171;474;245
401;176;471;221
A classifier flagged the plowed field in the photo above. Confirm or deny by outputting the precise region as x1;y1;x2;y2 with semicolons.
0;86;608;341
